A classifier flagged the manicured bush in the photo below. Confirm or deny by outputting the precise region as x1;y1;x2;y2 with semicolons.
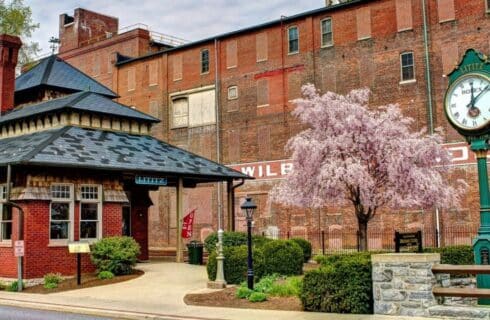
204;231;271;253
248;291;267;302
263;240;304;276
301;253;372;314
97;271;115;280
91;236;140;275
207;245;265;284
43;273;63;289
424;245;474;265
314;251;372;266
290;238;312;262
268;276;302;297
236;286;253;299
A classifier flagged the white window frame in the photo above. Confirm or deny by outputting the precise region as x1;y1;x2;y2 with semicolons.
79;184;102;241
201;49;210;74
228;86;238;100
287;26;299;54
0;185;11;244
49;183;74;245
400;51;416;83
321;18;334;47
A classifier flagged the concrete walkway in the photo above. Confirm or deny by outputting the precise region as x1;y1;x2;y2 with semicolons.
0;261;431;320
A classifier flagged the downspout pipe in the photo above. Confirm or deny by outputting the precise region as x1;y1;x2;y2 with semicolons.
214;38;223;230
230;179;245;231
422;0;434;134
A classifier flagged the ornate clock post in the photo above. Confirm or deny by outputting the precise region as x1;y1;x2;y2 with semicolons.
444;49;490;304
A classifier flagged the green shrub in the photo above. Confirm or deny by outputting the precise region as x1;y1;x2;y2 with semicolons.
6;281;25;292
236;286;253;299
314;251;373;266
301;253;372;314
43;273;63;289
263;240;304;276
91;236;140;275
290;238;312;262
204;231;272;253
0;281;5;290
207;245;265;284
424;245;474;265
254;274;279;294
248;291;267;302
268;276;302;297
97;271;115;280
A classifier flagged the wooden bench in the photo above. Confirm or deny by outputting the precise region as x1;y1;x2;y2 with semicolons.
432;264;490;298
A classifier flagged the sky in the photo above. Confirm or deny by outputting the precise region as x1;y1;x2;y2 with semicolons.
26;0;323;56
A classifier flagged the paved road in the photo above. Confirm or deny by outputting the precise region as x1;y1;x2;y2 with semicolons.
0;305;114;320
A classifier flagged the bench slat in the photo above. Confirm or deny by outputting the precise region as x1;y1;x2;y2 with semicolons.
432;264;490;275
433;287;490;298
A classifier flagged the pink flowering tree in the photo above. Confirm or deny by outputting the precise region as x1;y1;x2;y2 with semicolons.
271;85;466;251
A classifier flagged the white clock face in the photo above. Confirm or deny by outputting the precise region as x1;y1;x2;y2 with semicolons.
446;74;490;131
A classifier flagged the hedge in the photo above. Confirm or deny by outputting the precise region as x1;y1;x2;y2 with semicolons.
91;236;140;275
207;245;265;284
204;232;272;253
290;238;312;262
301;253;372;314
424;245;474;265
263;240;304;276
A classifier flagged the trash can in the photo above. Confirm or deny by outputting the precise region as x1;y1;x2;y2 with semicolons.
187;241;203;265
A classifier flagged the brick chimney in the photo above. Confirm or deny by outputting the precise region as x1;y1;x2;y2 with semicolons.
0;34;22;115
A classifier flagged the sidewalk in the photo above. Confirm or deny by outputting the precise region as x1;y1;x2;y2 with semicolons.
0;261;429;320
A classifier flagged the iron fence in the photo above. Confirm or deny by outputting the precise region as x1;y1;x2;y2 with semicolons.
255;225;479;254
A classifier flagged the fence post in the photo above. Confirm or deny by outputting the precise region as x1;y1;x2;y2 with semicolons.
287;231;290;239
357;230;360;252
321;230;325;255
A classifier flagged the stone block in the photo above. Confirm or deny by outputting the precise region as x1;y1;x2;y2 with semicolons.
380;283;392;289
409;268;432;277
382;289;407;301
373;269;393;282
401;301;421;308
400;307;426;317
393;267;409;276
375;302;399;315
428;306;489;319
406;276;432;284
409;291;434;301
410;263;432;269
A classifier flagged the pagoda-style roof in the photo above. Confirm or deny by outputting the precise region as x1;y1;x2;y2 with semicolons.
15;55;117;98
0;126;249;182
0;91;159;125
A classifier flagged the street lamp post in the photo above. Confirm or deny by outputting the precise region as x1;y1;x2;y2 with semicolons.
241;197;256;290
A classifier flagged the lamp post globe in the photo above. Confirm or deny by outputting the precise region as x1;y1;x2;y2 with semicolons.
241;197;256;290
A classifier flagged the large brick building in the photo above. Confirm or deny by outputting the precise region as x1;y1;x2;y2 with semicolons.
54;0;490;253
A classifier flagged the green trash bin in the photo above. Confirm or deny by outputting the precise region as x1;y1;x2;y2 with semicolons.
187;241;203;265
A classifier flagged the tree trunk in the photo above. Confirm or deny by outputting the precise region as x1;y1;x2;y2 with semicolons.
358;219;368;252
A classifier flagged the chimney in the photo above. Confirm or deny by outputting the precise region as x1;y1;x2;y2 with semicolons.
0;34;22;115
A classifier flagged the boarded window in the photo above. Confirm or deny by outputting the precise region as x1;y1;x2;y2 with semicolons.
149;100;160;119
437;0;455;22
321;18;333;47
172;97;188;128
257;79;269;107
188;90;216;126
288;26;299;54
356;7;371;40
228;86;238;100
93;55;100;76
256;32;268;62
400;52;415;82
226;40;237;68
441;43;459;76
228;130;240;163
173;54;183;81
149;60;158;86
127;67;135;91
396;0;413;31
288;72;302;100
257;126;271;159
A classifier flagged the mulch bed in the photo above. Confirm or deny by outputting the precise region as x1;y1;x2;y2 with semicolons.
21;270;144;294
184;286;302;311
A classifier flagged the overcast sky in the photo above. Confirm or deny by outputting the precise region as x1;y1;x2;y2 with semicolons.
26;0;323;56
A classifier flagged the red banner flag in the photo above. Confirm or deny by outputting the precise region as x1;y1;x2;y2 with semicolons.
181;209;196;239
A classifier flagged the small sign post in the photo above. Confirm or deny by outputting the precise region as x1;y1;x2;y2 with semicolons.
68;242;91;285
14;240;24;257
394;231;423;253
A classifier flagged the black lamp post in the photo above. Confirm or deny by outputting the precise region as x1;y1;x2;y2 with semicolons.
241;197;256;290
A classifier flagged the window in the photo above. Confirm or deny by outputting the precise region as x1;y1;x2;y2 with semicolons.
80;185;102;240
400;52;415;82
201;49;209;74
226;41;237;68
487;0;490;12
172;97;189;128
288;26;299;54
228;86;238;100
50;184;73;241
171;88;216;128
257;79;269;107
127;67;135;91
0;185;11;242
321;18;333;47
148;61;158;86
256;33;268;62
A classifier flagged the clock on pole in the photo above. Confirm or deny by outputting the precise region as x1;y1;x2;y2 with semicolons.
444;49;490;304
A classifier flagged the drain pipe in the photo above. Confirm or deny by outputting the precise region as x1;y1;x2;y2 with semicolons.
230;179;245;231
422;0;434;134
6;165;24;291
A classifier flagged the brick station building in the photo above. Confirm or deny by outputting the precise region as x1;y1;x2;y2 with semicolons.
50;0;490;253
0;34;248;279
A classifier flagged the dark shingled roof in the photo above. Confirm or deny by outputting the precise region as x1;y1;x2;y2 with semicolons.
15;55;117;98
0;91;159;125
0;126;249;181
